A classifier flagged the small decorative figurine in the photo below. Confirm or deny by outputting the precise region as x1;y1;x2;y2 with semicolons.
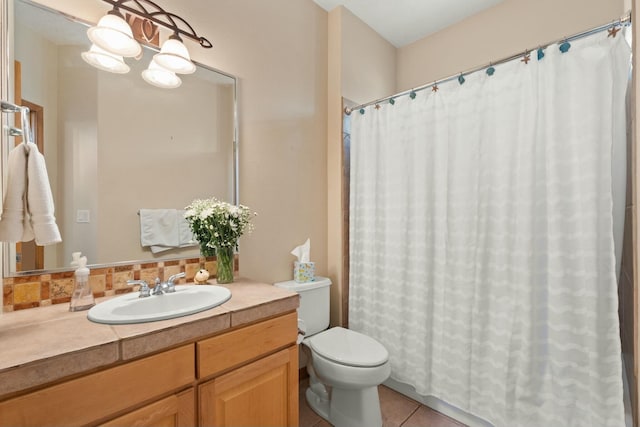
194;269;210;284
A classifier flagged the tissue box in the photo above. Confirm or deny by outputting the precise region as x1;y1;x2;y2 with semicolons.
294;261;315;283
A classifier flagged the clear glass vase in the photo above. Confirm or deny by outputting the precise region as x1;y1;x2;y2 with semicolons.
216;246;234;284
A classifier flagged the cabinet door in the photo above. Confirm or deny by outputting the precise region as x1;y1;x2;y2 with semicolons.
0;345;194;427
100;389;194;427
199;346;298;427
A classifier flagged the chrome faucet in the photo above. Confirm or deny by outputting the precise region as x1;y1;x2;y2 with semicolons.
152;272;186;295
127;272;186;297
126;280;151;298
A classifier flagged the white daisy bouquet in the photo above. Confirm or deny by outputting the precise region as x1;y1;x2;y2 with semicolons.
184;197;255;257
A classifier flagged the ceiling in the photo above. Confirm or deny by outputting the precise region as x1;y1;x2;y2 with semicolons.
313;0;505;48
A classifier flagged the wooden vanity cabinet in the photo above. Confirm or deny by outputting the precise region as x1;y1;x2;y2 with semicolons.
0;312;299;427
197;312;299;426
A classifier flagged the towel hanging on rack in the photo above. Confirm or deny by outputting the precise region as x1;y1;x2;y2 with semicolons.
0;143;31;242
139;209;195;253
0;142;61;245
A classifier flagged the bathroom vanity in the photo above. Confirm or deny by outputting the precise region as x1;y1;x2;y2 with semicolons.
0;279;299;427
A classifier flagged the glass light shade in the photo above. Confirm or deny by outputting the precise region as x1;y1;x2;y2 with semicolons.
142;60;182;89
154;38;196;74
87;13;142;58
81;44;130;74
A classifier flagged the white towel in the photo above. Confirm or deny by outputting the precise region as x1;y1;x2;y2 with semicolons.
0;143;30;242
26;143;61;245
0;142;61;245
178;210;194;246
139;209;195;253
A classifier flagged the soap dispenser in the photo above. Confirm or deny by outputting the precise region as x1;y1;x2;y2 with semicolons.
70;251;82;268
69;253;95;312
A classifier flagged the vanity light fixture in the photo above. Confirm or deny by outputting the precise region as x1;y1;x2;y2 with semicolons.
154;35;196;74
81;44;131;74
82;0;212;87
87;10;142;58
142;59;182;88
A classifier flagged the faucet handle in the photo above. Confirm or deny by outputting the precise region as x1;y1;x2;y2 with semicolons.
152;277;164;295
167;272;185;284
127;280;151;298
166;272;186;293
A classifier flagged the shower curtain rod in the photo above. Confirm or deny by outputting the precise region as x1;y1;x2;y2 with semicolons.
344;12;632;115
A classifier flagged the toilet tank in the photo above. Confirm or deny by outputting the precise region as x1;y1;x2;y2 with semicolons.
274;277;331;337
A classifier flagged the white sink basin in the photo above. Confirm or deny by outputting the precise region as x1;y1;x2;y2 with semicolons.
87;285;231;325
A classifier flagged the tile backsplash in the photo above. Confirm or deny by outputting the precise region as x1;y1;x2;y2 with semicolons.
3;255;238;312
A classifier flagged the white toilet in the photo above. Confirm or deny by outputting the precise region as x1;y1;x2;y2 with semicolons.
275;277;390;427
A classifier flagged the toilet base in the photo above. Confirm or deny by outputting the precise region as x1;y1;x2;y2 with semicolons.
306;387;330;420
306;385;383;427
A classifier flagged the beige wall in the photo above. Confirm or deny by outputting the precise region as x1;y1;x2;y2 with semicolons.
326;6;395;326
208;1;328;284
97;54;233;264
398;0;626;91
14;21;59;268
29;0;329;285
57;45;98;267
339;8;397;104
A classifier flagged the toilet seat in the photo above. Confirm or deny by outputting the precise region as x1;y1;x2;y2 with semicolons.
307;327;389;367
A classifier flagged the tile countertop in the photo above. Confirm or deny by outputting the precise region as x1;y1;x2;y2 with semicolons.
0;278;299;398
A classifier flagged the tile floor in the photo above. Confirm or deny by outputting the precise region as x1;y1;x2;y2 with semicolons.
299;379;467;427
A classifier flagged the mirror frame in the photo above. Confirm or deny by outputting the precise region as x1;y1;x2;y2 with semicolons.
2;0;240;277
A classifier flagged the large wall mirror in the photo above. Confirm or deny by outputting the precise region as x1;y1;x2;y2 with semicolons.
3;0;238;277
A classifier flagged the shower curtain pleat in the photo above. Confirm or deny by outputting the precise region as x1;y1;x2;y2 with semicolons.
349;32;630;427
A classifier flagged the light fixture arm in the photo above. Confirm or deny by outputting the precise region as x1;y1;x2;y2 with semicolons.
101;0;213;48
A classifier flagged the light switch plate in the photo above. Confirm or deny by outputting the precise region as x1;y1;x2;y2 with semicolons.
76;209;90;223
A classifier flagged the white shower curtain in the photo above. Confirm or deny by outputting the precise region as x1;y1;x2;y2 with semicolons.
349;32;630;427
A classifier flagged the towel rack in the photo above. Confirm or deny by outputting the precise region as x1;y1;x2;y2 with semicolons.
1;100;34;144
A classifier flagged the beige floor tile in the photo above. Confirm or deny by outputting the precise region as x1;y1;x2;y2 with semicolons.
299;380;467;427
379;385;420;427
402;405;466;427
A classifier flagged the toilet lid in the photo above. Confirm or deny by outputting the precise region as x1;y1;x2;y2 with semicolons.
308;327;389;367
